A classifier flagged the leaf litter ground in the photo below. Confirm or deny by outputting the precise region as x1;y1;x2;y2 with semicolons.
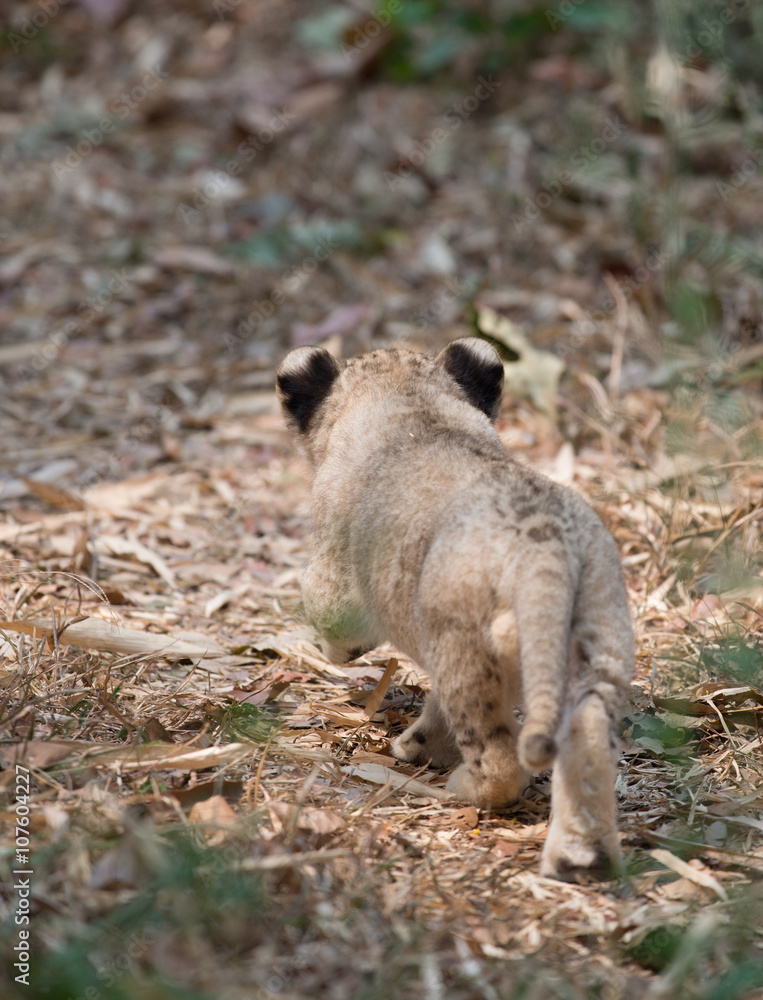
1;1;763;997
2;388;761;999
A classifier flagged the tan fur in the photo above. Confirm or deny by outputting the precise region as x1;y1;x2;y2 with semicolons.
277;339;634;880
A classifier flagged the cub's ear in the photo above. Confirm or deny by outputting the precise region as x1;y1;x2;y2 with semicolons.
276;346;342;434
437;337;504;420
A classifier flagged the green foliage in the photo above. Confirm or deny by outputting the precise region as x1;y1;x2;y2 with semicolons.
1;830;264;1000
667;282;723;341
626;887;763;993
296;5;355;49
702;962;763;1000
382;1;552;80
226;218;363;266
561;2;629;33
222;702;282;742
699;629;763;686
1;27;61;73
627;924;685;972
625;707;695;758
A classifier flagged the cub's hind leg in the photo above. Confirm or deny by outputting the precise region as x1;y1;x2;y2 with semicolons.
434;629;528;809
541;689;621;880
541;539;633;880
392;691;461;769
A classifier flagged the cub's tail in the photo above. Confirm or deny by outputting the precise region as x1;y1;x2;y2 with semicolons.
518;621;567;771
490;609;562;772
493;543;574;772
518;728;557;772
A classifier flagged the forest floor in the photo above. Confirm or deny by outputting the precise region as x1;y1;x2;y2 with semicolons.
1;1;762;998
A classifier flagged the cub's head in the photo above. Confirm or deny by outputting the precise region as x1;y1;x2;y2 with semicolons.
276;337;504;453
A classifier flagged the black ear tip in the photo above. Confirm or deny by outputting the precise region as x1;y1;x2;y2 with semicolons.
437;337;504;419
440;338;504;378
276;345;339;381
276;346;342;434
448;337;502;365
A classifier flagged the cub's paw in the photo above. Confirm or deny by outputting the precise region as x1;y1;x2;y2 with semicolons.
392;722;461;769
445;759;528;810
540;835;621;882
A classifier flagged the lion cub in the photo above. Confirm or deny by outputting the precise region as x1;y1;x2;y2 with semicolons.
277;338;634;880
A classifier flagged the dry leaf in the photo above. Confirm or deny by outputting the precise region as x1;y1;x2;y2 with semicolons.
363;657;398;718
350;750;397;765
102;743;257;772
659;877;703;901
0;739;86;769
153;246;237;275
0;617;227;660
189;795;237;826
204;583;250;617
341;761;451;800
269;802;345;835
491;822;548;842
251;629;354;679
450;806;480;829
90;844;141;891
21;477;84;510
81;473;167;509
285;83;343;124
237;849;348;872
169;779;244;806
2;740;258;773
97;535;177;589
0;510;88;543
142;717;174;743
312;703;368;726
474;307;565;416
493;840;521;858
650;848;728;900
189;795;237;846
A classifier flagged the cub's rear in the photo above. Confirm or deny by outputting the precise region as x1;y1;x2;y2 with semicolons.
277;338;634;880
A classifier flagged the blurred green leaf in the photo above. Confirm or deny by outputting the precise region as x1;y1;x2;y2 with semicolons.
411;27;470;76
564;2;631;33
628;925;684;972
668;282;723;340
225;219;363;266
297;6;354;50
700;632;763;686
224;702;282;742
